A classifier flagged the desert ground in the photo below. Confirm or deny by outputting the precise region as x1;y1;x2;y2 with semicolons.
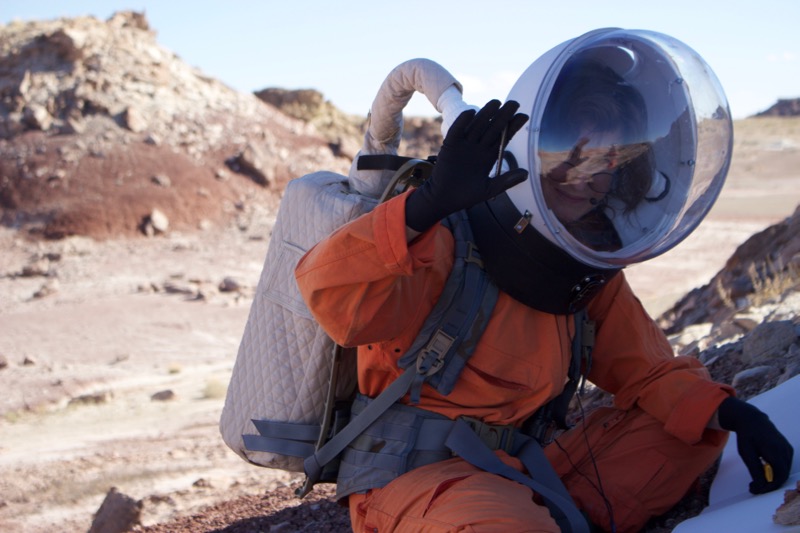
0;117;798;532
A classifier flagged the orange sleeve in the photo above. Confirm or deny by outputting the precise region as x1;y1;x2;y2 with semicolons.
295;191;455;348
587;273;734;444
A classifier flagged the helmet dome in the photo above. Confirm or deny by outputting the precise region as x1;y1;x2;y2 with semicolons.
504;28;732;269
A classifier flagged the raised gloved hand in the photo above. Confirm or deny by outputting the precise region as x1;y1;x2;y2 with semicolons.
404;99;529;233
717;396;794;494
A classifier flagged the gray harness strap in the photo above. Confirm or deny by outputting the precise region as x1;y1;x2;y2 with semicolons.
304;367;417;489
446;419;590;533
398;215;498;402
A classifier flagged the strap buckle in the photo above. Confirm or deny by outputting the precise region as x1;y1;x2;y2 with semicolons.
464;241;484;269
416;329;455;377
460;416;516;453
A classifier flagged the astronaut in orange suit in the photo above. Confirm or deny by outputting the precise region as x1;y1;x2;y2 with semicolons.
296;31;793;533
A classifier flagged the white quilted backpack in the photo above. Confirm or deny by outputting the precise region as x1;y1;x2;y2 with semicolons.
219;58;472;473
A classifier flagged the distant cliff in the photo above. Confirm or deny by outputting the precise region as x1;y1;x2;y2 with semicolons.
755;98;800;117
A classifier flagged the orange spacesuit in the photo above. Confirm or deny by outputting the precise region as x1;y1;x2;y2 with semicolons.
296;192;734;532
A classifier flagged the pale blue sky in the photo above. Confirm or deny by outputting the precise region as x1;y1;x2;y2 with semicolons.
2;1;798;119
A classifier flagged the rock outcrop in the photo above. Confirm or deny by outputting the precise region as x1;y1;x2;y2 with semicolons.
633;207;800;402
0;12;351;239
660;206;799;334
255;86;443;160
756;98;800;117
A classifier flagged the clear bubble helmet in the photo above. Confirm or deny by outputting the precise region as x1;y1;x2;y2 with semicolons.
464;28;733;313
504;28;733;270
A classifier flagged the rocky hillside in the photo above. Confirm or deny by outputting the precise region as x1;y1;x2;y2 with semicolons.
660;206;800;335
0;11;441;241
653;206;800;402
756;98;800;117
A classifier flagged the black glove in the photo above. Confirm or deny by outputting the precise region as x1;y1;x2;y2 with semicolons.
405;99;529;232
717;396;794;494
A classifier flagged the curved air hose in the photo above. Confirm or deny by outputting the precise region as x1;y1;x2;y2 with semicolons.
347;58;475;197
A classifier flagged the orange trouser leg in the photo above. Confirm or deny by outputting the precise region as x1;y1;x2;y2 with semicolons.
348;454;560;533
544;406;728;533
348;407;727;533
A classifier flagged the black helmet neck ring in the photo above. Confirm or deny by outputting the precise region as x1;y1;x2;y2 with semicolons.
467;192;620;315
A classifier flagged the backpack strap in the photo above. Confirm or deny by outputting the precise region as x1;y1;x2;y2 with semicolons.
445;419;590;533
298;365;418;495
356;154;419;171
398;209;499;403
243;344;355;479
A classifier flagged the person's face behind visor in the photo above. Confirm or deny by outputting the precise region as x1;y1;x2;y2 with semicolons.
539;128;621;223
